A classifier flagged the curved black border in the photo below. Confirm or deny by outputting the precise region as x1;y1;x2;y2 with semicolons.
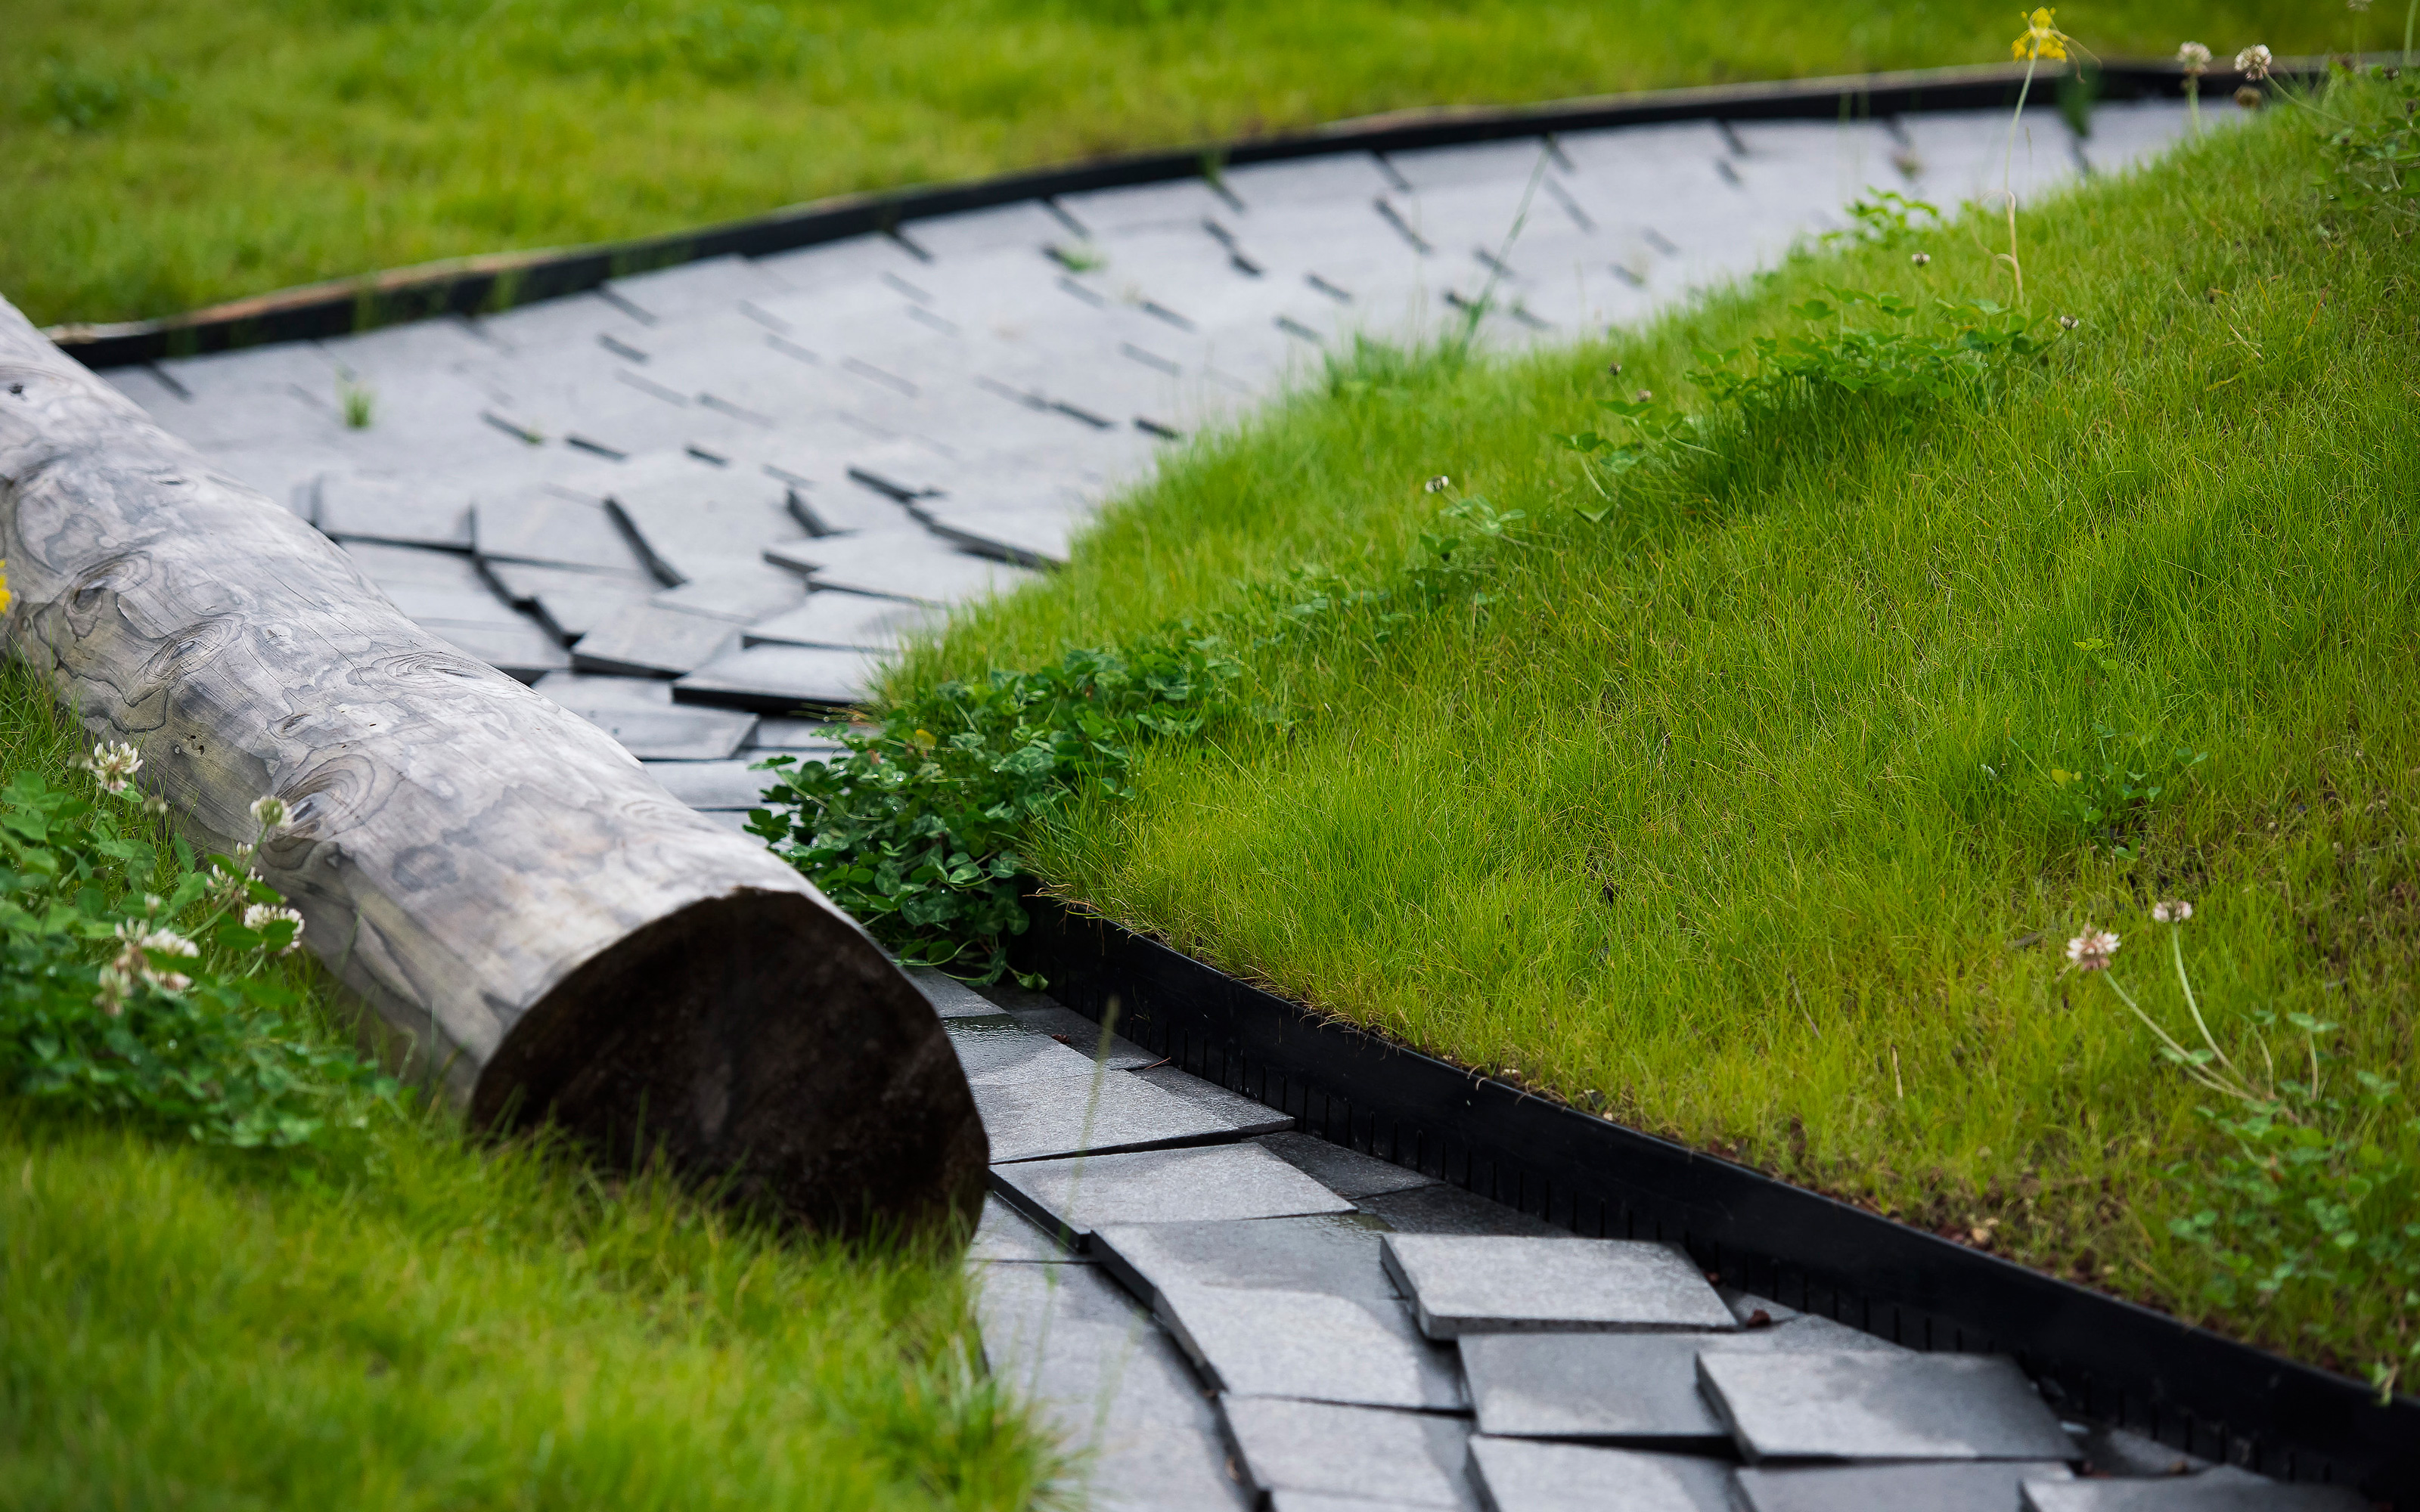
1010;891;2419;1503
42;56;2306;370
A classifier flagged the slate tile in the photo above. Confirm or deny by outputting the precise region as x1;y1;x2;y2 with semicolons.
743;590;943;652
1385;138;1559;192
343;540;496;589
970;1193;1081;1263
1696;1352;2077;1464
898;200;1069;260
603;254;793;322
907;964;1012;1019
201;442;353;516
1155;1278;1465;1410
1462;1315;1903;1445
531;671;676;710
606;466;799;586
1355;1184;1565;1238
570;602;741;677
2068;1424;2210;1479
976;1262;1247;1512
472;291;625;354
945;1014;1104;1085
1220;1397;1477;1510
762;529;1044;605
1382;1235;1737;1339
1220;152;1398;210
991;1142;1354;1244
594;707;765;760
742;714;852;751
672;643;883;714
1466;1438;1731;1512
1734;1460;2074;1512
749;234;932;294
104;364;192;419
1058;176;1235;236
381;579;525;625
638;759;774;810
317;314;500;382
475;487;657;575
1094;1213;1400;1308
2018;1475;2367;1511
424;619;572;681
1252;1132;1438;1201
919;505;1080;568
973;1066;1291;1165
997;1002;1156;1069
482;561;656;642
647;559;810;622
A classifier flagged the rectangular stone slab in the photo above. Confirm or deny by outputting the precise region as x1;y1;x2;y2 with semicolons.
1219;1396;1476;1510
574;705;758;760
945;1014;1106;1085
570;602;740;677
315;472;473;550
994;1001;1156;1068
473;488;657;575
1252;1132;1438;1200
762;530;1041;606
1381;1235;1737;1339
991;1142;1354;1246
905;965;1013;1020
978;1260;1249;1511
2020;1476;2369;1511
744;591;944;652
424;618;571;681
1094;1212;1401;1307
637;759;773;810
1353;1183;1565;1238
1153;1277;1465;1411
971;1066;1290;1164
1696;1352;2077;1464
1735;1461;2074;1512
970;1194;1082;1264
672;643;883;714
1466;1437;1733;1512
607;468;799;586
1463;1315;1902;1444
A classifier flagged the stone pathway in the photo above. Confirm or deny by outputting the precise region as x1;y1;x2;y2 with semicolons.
80;95;2344;1509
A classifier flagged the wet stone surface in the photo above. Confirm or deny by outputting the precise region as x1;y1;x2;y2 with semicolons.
1697;1352;2078;1464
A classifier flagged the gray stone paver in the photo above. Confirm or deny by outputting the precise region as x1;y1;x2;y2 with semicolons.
1698;1351;2078;1464
1734;1461;2075;1512
89;98;2317;1511
1381;1234;1738;1338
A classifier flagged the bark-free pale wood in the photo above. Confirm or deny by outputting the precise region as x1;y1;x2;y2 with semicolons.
0;297;985;1238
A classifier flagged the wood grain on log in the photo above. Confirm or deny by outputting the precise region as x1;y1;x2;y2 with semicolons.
0;296;985;1238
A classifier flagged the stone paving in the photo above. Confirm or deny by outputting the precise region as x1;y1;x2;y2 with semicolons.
81;96;2344;1508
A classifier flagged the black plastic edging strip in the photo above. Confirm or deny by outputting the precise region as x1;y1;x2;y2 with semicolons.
41;55;2341;370
1007;891;2420;1504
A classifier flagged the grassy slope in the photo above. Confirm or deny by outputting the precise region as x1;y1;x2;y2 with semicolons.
5;0;2344;327
0;670;1056;1510
907;93;2420;1371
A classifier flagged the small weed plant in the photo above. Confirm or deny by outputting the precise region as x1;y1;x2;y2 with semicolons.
0;751;394;1150
752;494;1522;980
2074;909;2420;1398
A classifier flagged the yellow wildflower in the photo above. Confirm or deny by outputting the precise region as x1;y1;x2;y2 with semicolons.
2012;7;2068;60
0;559;11;617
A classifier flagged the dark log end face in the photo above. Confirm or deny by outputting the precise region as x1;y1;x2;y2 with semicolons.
470;889;988;1242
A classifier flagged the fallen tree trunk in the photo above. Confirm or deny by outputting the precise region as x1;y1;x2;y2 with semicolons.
0;296;985;1238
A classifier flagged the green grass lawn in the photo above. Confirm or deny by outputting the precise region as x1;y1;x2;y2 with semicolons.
5;0;2351;328
893;76;2420;1381
0;668;1060;1511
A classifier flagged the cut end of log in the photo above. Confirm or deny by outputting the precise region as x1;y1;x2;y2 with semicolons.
470;887;988;1239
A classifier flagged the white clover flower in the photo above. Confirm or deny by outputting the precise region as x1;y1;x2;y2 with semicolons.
243;903;307;953
2152;900;2194;924
2066;928;2121;971
1911;252;1932;266
1425;476;1451;494
2178;41;2212;75
232;843;256;865
142;795;169;816
93;962;132;1016
250;795;288;830
78;740;143;795
2235;44;2273;80
116;921;199;957
148;969;193;993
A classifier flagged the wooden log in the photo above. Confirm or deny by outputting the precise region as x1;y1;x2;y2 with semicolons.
0;297;986;1238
